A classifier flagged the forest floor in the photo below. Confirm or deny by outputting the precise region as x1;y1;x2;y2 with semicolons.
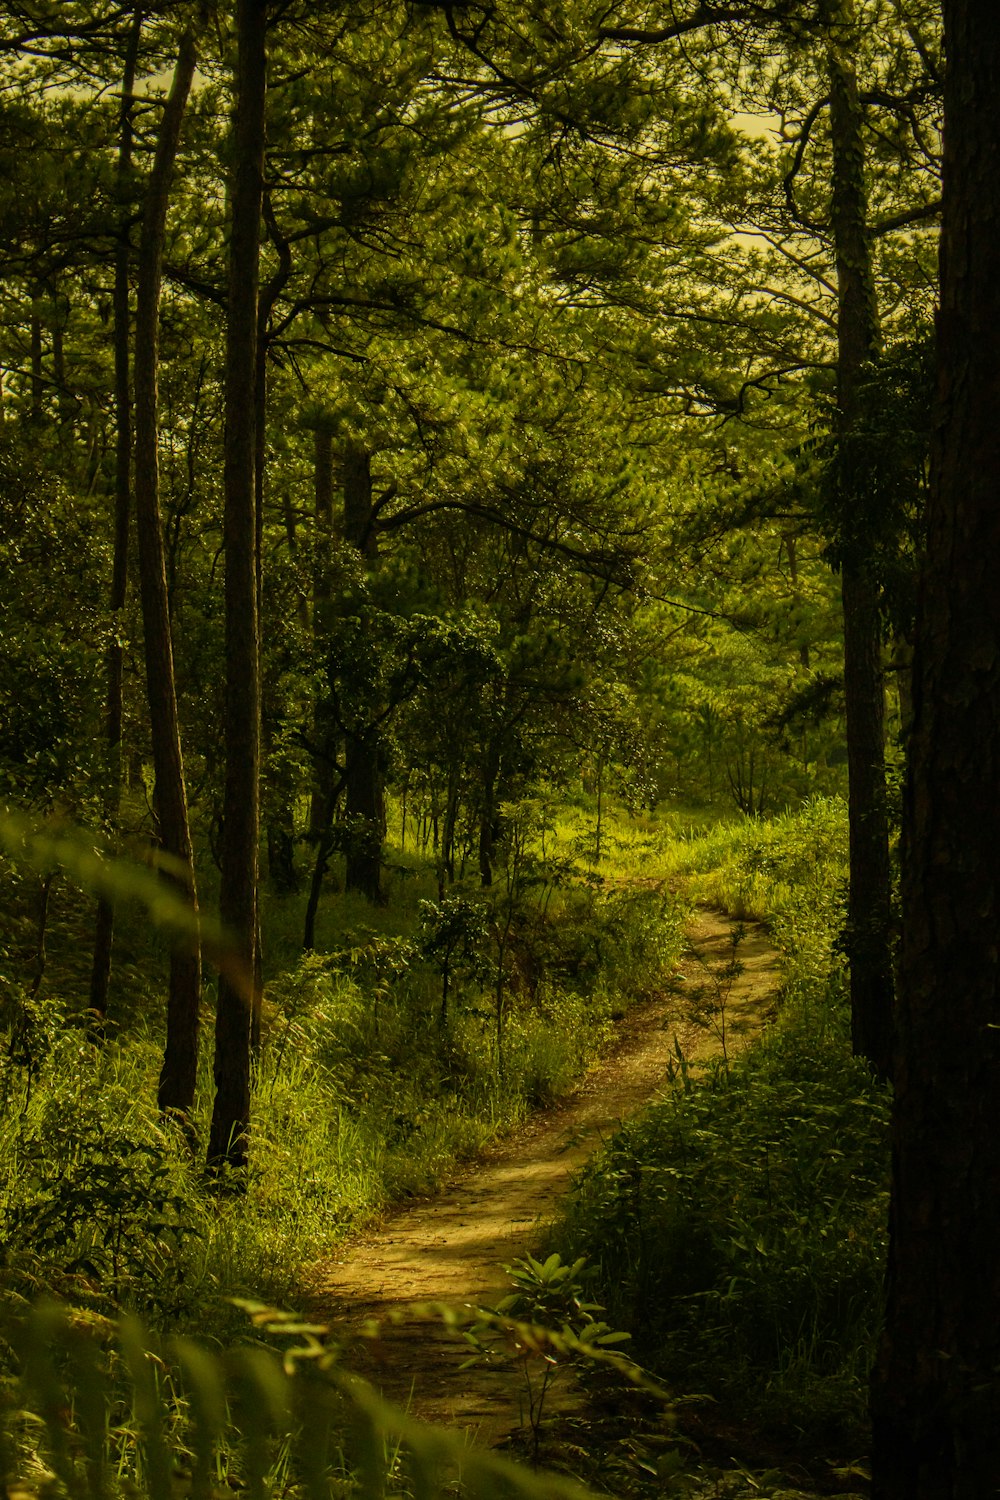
308;904;781;1454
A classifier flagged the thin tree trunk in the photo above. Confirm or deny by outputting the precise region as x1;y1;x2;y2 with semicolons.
52;299;75;432
29;293;43;421
303;780;341;952
90;4;142;1026
249;281;270;1064
131;29;201;1116
29;874;54;999
342;440;385;903
309;424;335;844
442;769;459;883
208;0;267;1173
871;2;1000;1489
826;1;894;1079
784;531;811;669
479;721;502;888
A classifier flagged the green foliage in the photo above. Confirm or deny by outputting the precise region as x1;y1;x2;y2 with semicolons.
557;1020;889;1441
0;1301;599;1500
0;1023;202;1320
463;1254;637;1462
5;1118;198;1313
0;803;685;1342
818;336;933;628
0;440;106;813
417;895;492;1023
662;797;850;1021
554;799;887;1444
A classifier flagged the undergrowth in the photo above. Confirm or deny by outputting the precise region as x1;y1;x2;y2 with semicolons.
0;815;685;1348
552;797;891;1450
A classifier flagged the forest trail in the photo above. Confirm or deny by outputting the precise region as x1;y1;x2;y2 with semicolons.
309;904;781;1446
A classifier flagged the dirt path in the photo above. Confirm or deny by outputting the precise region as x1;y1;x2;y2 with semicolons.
309;906;781;1444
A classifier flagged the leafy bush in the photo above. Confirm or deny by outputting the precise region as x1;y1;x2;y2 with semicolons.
556;1020;889;1440
0;1301;596;1500
663;797;851;1024
0;1034;201;1320
553;798;889;1445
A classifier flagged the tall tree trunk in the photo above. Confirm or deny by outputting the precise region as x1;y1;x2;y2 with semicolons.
871;3;1000;1491
52;296;75;432
29;292;43;422
249;279;270;1062
826;0;894;1079
208;0;266;1172
90;4;142;1026
479;730;502;889
131;30;201;1116
309;423;335;844
303;775;342;951
342;440;385;903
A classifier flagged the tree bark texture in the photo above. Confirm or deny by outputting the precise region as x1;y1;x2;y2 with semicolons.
90;4;143;1025
826;0;894;1079
342;440;385;903
309;424;336;844
208;0;266;1172
478;732;501;888
131;30;201;1116
871;3;1000;1492
29;294;43;421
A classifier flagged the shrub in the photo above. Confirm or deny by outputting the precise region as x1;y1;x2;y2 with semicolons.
556;1019;889;1440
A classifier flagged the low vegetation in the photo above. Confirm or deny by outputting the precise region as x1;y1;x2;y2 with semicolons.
552;798;891;1450
0;801;686;1349
0;794;894;1498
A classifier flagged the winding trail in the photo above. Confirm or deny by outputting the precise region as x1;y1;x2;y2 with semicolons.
309;905;781;1445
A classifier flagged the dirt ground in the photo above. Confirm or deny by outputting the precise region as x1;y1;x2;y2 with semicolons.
308;905;781;1446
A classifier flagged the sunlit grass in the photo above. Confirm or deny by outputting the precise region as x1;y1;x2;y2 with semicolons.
0;800;688;1347
550;794;886;1448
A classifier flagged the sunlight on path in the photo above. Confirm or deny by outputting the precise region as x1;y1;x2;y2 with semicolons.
309;905;781;1444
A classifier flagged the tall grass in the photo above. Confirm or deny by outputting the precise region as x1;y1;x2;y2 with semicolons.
551;797;890;1447
0;816;686;1348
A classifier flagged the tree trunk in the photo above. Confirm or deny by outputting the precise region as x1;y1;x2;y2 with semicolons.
131;30;201;1117
90;5;142;1026
784;531;810;670
479;733;501;888
342;440;385;903
266;811;298;893
441;768;459;883
309;423;336;844
826;1;894;1080
303;779;341;951
29;292;43;422
870;4;1000;1491
208;0;267;1173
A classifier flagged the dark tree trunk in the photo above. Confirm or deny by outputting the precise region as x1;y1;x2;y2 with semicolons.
29;293;43;422
303;779;341;951
309;423;336;845
871;4;1000;1492
441;769;459;884
266;813;297;893
342;441;385;903
131;30;201;1117
826;3;894;1080
208;0;267;1173
479;735;501;889
344;730;385;902
52;300;74;431
29;873;54;999
784;531;811;670
90;5;142;1026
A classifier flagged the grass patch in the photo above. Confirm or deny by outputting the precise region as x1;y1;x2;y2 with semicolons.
550;797;889;1449
1;812;687;1348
